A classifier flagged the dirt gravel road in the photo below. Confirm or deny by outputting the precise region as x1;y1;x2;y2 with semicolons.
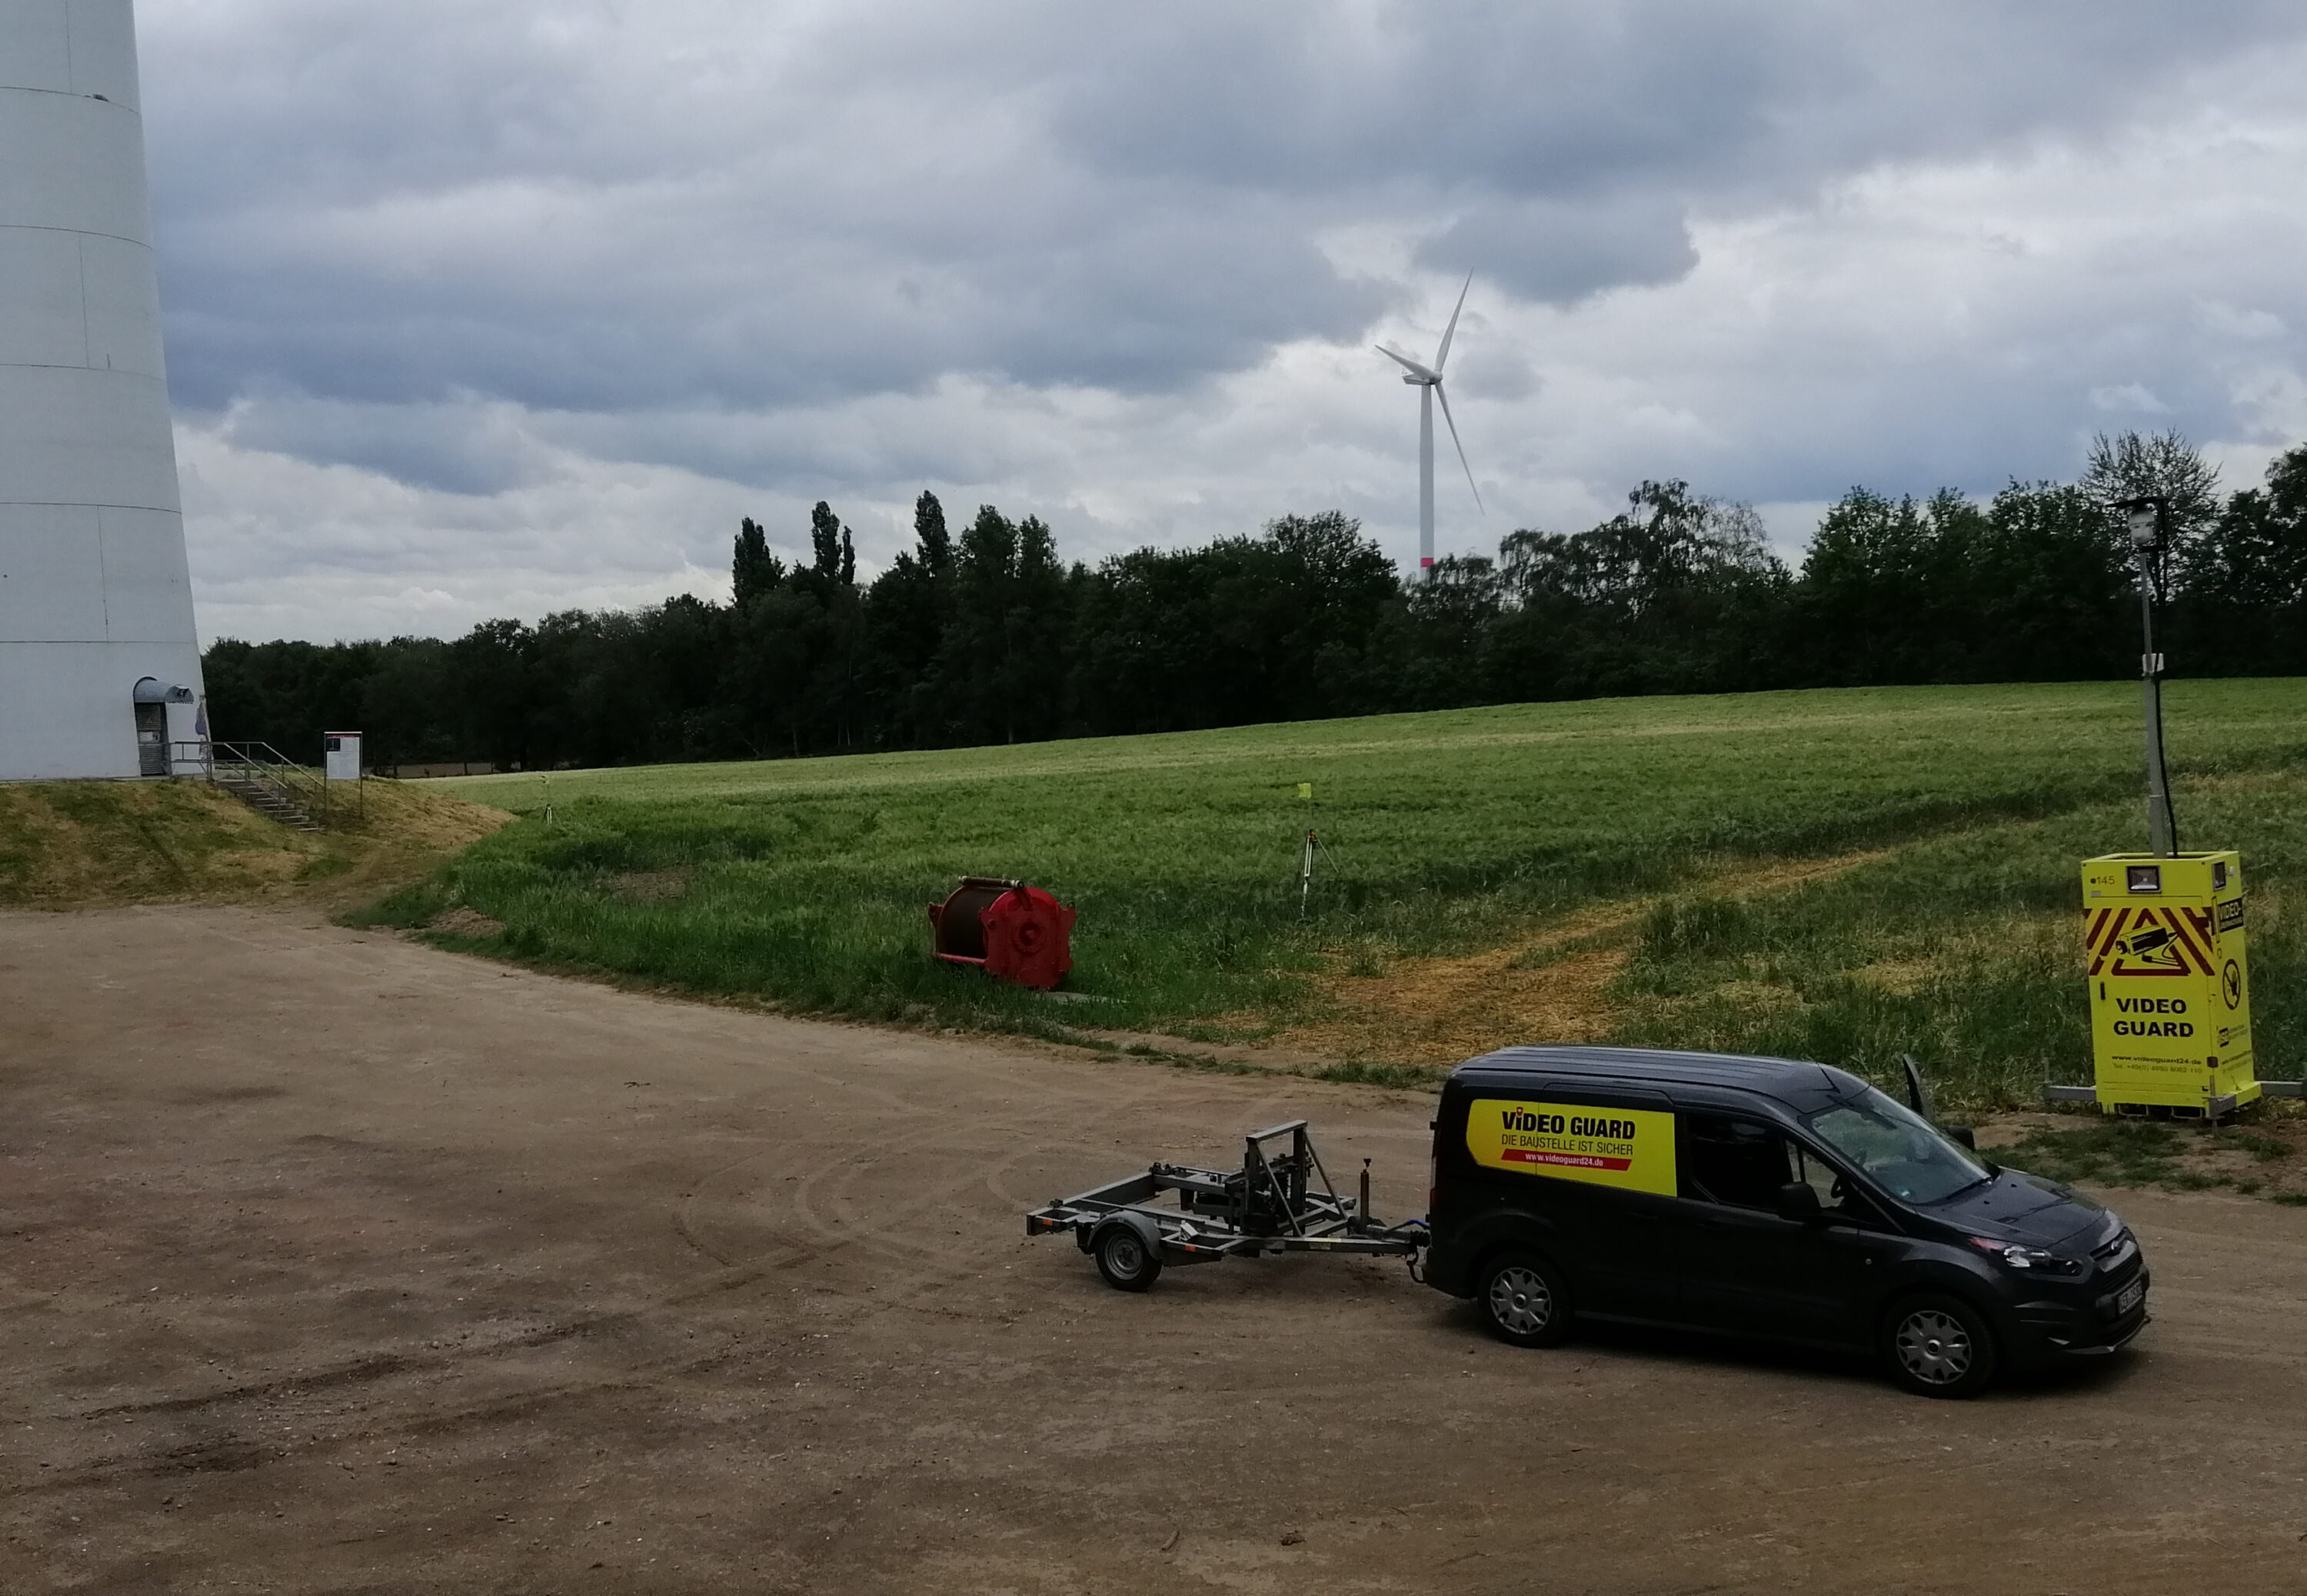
4;906;2305;1594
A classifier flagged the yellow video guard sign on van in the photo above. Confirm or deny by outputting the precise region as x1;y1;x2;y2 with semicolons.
1466;1100;1677;1196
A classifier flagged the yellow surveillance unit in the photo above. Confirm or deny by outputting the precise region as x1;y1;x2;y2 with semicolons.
2051;852;2292;1118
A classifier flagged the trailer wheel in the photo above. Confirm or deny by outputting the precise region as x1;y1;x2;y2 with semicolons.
1094;1224;1163;1292
1476;1250;1571;1348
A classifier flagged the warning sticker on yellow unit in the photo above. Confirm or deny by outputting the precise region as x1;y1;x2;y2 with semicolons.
1466;1099;1678;1197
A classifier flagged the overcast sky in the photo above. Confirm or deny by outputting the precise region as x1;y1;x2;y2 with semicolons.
141;1;2307;643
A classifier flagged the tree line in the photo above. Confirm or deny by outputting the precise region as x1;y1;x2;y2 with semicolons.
201;432;2307;772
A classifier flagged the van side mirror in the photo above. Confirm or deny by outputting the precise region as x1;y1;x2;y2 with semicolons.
1774;1181;1825;1223
1901;1052;1935;1121
1945;1124;1977;1151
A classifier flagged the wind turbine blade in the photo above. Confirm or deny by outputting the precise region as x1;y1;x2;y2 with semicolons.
1433;271;1473;372
1435;381;1483;514
1375;344;1438;381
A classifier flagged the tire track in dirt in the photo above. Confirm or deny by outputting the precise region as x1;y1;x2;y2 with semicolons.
770;1073;1331;1295
688;1062;1190;1291
72;1256;794;1431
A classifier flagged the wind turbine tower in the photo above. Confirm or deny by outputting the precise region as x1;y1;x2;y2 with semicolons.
1;0;206;779
1377;274;1483;579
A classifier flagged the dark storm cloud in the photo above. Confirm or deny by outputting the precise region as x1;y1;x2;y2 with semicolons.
213;394;561;498
1051;2;2302;200
158;183;1382;421
1420;196;1696;304
1046;2;2307;301
145;0;2307;451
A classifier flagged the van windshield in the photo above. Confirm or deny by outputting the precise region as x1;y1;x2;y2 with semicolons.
1803;1089;1992;1205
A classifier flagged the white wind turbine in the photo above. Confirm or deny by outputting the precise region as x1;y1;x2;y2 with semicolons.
1377;274;1483;579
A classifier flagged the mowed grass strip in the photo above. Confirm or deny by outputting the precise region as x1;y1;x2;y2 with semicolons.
362;680;2307;1106
0;776;509;907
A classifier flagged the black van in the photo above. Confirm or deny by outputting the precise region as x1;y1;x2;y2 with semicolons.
1426;1046;2149;1397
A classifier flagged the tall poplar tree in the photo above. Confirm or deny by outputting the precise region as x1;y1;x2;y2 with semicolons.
731;517;781;606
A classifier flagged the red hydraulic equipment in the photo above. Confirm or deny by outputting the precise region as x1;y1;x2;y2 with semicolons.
927;876;1076;990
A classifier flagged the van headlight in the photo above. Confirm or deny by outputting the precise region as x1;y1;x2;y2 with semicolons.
1968;1237;2082;1276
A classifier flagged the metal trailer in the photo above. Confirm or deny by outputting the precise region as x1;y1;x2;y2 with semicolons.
1024;1120;1427;1291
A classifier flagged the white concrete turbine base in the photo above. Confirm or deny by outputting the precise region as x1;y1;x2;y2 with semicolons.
0;0;204;780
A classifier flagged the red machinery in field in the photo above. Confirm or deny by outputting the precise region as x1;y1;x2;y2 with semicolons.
927;876;1076;990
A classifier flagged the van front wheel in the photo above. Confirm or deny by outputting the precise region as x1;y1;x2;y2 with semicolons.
1883;1294;1998;1398
1477;1251;1573;1348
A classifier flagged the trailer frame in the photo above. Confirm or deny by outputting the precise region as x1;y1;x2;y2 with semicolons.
1024;1120;1426;1290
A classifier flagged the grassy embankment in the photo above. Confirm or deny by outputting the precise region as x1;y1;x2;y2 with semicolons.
354;679;2307;1113
0;777;508;909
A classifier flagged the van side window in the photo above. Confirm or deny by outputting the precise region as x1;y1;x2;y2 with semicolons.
1787;1142;1866;1218
1681;1116;1786;1209
1683;1114;1862;1216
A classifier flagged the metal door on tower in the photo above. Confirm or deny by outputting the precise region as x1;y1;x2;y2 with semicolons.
135;702;168;776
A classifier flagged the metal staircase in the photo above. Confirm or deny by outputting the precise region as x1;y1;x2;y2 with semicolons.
201;741;328;831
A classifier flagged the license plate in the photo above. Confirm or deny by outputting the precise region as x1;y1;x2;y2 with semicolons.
2116;1279;2146;1315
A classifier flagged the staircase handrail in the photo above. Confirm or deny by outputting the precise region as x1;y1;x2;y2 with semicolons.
208;740;331;822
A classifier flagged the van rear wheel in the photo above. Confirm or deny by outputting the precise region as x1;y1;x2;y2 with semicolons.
1476;1251;1572;1348
1883;1293;1998;1398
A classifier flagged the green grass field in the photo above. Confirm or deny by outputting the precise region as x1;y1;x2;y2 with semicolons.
363;680;2307;1109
